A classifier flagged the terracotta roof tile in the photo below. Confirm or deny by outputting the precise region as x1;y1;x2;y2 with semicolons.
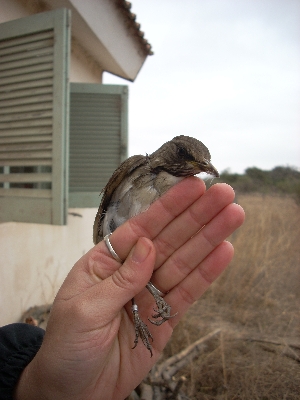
115;0;154;55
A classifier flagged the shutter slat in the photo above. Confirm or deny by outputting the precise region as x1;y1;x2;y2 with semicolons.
0;127;52;137
0;46;54;67
0;78;53;93
0;53;53;72
0;150;52;159
0;37;53;57
0;94;52;109
0;30;53;50
0;134;52;144
0;86;52;101
0;70;53;86
0;102;52;116
0;142;52;151
0;109;52;122
0;118;52;129
0;58;53;79
0;188;51;198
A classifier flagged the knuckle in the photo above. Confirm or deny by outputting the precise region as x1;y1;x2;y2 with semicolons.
172;254;194;277
128;217;151;239
176;285;196;306
111;267;135;291
155;236;176;262
196;263;214;285
188;205;203;227
201;228;219;249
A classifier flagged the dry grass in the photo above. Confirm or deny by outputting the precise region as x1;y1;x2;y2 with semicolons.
164;193;300;399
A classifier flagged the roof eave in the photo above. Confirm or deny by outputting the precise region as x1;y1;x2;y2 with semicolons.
43;0;153;81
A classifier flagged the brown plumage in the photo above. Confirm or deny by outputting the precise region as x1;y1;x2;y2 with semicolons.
93;135;219;356
93;135;218;244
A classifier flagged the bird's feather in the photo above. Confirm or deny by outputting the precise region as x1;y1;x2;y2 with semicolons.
93;155;146;244
93;135;219;244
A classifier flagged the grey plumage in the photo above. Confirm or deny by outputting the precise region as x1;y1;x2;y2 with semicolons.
93;135;218;356
93;135;218;244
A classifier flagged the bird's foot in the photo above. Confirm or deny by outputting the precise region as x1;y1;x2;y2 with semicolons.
131;303;153;357
148;296;178;326
146;282;178;326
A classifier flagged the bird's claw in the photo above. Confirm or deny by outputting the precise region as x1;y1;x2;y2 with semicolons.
148;295;178;326
145;282;178;326
132;303;153;357
130;284;177;356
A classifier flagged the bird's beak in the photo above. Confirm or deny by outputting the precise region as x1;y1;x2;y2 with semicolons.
191;160;219;177
204;162;219;178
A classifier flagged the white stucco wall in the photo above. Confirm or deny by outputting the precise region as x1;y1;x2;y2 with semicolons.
0;209;97;325
0;0;30;23
71;38;103;83
71;54;102;83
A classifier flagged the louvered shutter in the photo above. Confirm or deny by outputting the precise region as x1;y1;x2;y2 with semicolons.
0;9;70;224
69;84;128;207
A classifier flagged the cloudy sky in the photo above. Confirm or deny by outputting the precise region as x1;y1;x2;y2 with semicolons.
104;0;300;174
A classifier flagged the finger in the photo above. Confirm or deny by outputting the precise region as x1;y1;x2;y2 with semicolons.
167;240;234;327
49;238;158;367
92;182;235;282
153;183;236;268
57;237;154;307
151;203;245;293
109;177;206;261
89;237;156;320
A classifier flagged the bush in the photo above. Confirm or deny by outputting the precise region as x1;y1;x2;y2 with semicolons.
219;166;300;202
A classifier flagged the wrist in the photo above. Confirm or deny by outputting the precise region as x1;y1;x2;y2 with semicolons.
14;355;44;400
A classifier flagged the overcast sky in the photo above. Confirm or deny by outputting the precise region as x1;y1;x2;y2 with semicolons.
104;0;300;174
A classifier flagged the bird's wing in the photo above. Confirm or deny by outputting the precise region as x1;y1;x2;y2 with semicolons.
93;154;146;244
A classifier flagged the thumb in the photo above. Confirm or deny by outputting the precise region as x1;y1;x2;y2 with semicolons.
101;237;156;313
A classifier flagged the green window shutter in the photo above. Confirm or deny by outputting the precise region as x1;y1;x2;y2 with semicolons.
69;83;128;207
0;9;70;225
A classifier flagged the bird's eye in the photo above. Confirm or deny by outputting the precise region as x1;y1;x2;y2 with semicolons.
177;146;188;158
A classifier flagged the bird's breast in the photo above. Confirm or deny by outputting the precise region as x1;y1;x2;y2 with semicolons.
102;170;183;237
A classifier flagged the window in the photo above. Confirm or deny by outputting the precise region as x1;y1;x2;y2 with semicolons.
0;9;128;224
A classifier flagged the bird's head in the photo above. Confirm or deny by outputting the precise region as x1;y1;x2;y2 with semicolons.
149;135;219;178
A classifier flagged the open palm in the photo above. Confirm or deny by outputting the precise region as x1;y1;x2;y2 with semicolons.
15;178;244;400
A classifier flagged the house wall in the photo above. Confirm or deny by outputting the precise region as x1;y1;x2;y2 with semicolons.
0;1;102;326
0;209;97;325
71;37;103;83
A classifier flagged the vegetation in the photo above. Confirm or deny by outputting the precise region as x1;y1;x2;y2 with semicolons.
162;189;300;399
214;166;300;205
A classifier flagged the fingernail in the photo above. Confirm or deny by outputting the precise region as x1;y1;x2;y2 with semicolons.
132;238;151;263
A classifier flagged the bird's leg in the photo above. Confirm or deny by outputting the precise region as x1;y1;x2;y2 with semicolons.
146;282;178;326
131;298;153;357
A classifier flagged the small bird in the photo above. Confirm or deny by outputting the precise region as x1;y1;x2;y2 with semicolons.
93;135;219;355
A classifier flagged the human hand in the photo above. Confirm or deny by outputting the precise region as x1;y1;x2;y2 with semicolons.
15;178;245;400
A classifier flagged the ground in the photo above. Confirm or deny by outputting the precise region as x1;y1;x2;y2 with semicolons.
163;194;300;399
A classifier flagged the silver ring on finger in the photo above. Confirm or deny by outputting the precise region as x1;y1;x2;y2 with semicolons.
104;233;123;263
